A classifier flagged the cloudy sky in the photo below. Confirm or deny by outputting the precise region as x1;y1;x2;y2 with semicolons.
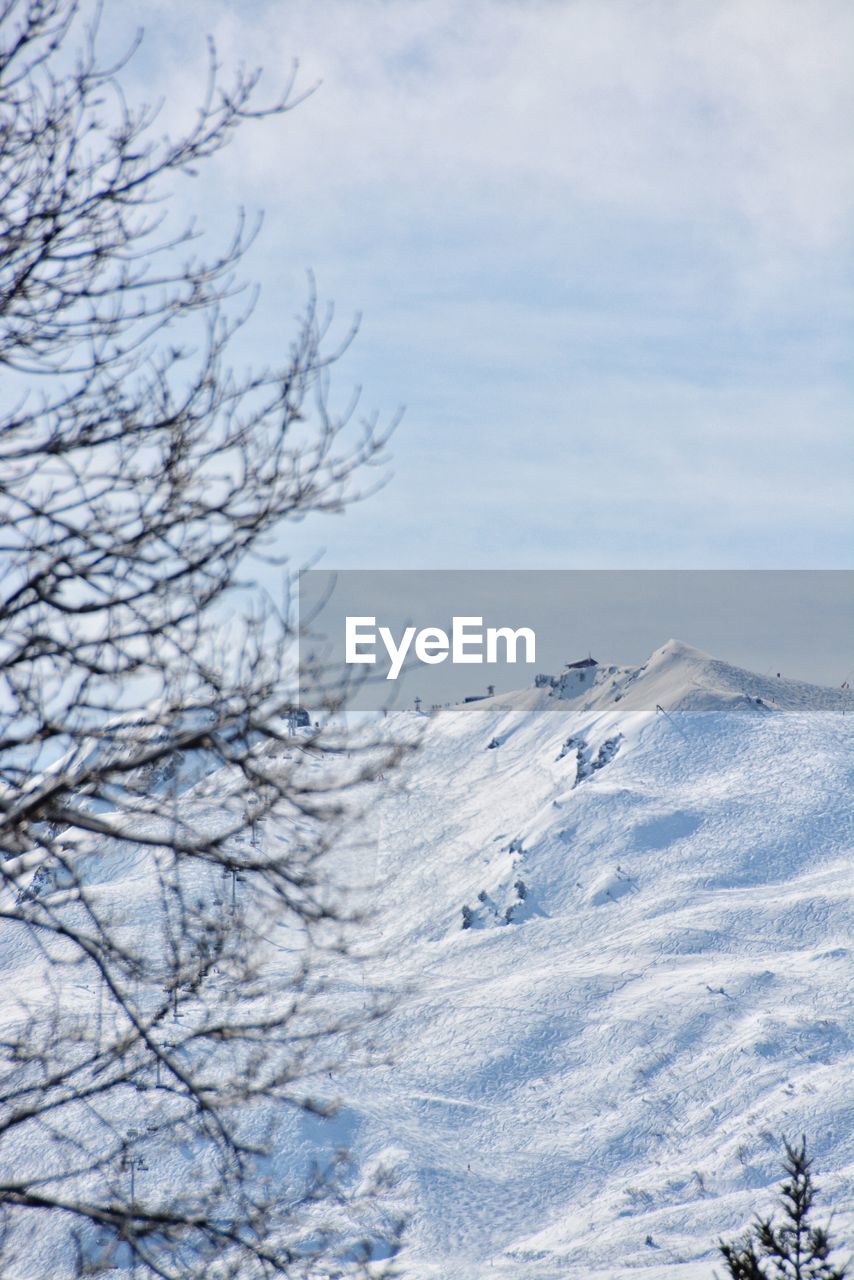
111;1;852;570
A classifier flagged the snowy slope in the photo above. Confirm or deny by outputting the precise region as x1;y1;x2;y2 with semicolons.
335;640;854;1278
2;640;851;1278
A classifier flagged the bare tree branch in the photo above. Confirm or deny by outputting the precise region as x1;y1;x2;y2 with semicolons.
0;3;406;1275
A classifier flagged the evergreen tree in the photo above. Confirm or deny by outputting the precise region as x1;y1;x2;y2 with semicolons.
719;1137;848;1280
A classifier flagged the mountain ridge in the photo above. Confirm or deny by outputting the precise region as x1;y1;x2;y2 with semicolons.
340;639;853;1277
1;640;850;1277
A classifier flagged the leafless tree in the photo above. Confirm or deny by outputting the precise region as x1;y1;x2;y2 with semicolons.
0;2;405;1275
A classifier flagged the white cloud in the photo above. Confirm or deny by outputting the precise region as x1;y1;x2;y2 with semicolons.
99;2;853;569
181;0;854;259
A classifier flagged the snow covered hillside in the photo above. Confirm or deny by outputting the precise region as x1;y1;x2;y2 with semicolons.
2;639;850;1278
337;639;853;1278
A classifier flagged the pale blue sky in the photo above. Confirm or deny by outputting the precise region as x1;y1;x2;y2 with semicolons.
108;0;853;570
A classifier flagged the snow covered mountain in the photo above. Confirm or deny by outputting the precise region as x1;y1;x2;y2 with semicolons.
333;639;853;1278
3;640;851;1278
